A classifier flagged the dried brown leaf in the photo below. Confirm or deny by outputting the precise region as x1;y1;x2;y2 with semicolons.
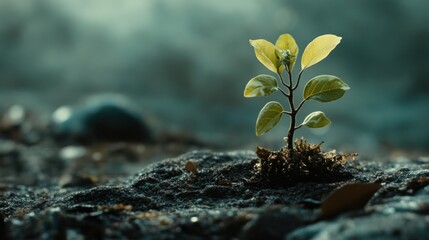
319;182;381;220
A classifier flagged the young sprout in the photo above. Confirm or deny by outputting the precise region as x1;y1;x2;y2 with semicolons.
244;34;350;150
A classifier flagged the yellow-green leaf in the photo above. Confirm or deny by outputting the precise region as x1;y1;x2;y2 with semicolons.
275;34;299;72
319;183;382;220
303;75;350;102
256;101;284;136
244;75;278;97
302;111;330;128
301;34;342;70
249;39;278;73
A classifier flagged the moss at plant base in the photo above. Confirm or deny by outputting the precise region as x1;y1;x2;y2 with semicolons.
255;138;357;185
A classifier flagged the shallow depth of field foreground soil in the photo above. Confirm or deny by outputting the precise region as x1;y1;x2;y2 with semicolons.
1;136;429;239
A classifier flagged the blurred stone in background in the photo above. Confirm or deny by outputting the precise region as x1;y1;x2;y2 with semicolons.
0;0;428;154
51;95;152;144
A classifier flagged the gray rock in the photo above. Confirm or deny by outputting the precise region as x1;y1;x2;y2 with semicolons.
51;95;152;144
287;213;429;240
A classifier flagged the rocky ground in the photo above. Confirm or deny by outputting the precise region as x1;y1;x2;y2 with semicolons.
1;104;429;239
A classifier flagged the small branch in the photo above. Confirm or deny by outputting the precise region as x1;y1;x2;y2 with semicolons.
278;73;289;89
292;69;304;91
287;69;293;91
282;111;292;116
294;124;302;130
295;99;306;113
285;64;290;73
278;87;289;97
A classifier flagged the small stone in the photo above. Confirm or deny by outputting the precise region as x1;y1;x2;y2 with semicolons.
51;95;153;144
4;105;25;127
190;216;199;223
58;145;87;161
0;140;17;155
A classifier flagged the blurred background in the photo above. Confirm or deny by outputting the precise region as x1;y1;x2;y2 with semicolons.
0;0;428;155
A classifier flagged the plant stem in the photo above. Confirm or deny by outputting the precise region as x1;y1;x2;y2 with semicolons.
278;87;289;97
286;70;296;150
279;68;306;149
278;73;289;88
282;68;307;150
292;70;304;91
296;99;306;113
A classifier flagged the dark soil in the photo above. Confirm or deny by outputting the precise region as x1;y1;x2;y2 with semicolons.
1;107;429;239
2;148;429;239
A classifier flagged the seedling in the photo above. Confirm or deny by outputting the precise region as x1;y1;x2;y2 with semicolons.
244;34;353;184
244;34;349;150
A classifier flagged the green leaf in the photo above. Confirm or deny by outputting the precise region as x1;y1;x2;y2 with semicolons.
301;34;342;70
256;101;284;136
249;39;279;73
302;111;330;128
244;75;278;97
303;75;350;102
275;34;299;72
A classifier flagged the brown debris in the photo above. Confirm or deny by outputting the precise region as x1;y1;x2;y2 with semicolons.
97;203;133;213
185;161;198;175
405;177;429;194
318;182;382;220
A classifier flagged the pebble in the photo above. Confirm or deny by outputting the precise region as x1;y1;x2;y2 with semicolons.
51;95;153;144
